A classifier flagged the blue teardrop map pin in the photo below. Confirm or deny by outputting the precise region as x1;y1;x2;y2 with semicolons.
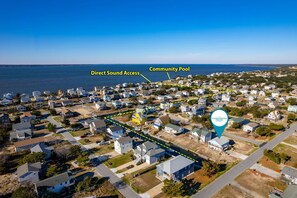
210;109;229;138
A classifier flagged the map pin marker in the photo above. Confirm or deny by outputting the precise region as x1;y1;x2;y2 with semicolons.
210;109;229;138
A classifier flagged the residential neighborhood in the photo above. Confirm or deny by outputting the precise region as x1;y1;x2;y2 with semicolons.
1;67;297;198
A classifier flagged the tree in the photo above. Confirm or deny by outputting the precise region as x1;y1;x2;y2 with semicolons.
0;154;9;174
202;161;221;177
46;165;62;177
75;176;92;192
18;152;45;165
231;122;240;129
256;126;273;136
47;123;56;132
188;99;198;105
54;144;81;161
168;106;179;113
288;98;297;105
49;109;57;116
0;128;9;142
12;186;37;198
288;114;297;122
269;123;285;131
264;149;290;164
31;110;41;116
62;118;70;126
76;152;90;166
236;100;247;107
162;179;184;198
70;145;81;158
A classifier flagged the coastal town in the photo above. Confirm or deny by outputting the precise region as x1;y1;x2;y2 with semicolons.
1;66;297;198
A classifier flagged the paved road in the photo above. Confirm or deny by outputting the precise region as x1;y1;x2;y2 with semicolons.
224;132;262;146
47;116;140;198
94;164;141;198
192;123;297;198
46;116;83;147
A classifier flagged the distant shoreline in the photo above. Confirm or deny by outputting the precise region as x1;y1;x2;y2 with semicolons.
0;64;288;68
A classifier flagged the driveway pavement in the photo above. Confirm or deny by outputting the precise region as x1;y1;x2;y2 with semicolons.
47;116;140;198
192;123;297;198
144;182;164;198
95;164;141;198
250;163;281;179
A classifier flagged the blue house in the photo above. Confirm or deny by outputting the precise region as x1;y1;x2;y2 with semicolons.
156;155;195;181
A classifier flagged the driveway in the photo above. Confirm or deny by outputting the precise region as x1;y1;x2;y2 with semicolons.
94;164;141;198
144;182;164;198
47;116;140;198
192;122;297;198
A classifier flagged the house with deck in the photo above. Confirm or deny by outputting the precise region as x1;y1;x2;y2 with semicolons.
282;166;297;184
164;123;184;135
106;126;124;140
134;141;165;164
156;155;195;181
89;119;106;134
191;128;213;143
114;136;133;154
208;137;230;151
35;172;75;194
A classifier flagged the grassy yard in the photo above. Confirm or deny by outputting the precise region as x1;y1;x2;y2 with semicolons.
78;135;104;145
104;151;134;168
92;144;114;155
70;129;89;137
53;116;61;123
283;135;297;145
273;143;297;168
188;162;238;190
122;169;161;193
260;143;297;171
259;156;281;172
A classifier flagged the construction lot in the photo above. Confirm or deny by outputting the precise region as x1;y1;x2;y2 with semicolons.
156;130;237;164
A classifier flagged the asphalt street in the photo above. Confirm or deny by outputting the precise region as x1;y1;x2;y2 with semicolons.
192;123;297;198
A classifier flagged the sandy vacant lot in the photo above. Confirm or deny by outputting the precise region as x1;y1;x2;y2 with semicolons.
156;131;237;164
213;184;253;198
235;169;287;198
232;140;256;155
0;173;18;196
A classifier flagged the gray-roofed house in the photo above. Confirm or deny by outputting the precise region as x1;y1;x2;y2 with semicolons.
282;166;297;184
153;114;170;129
89;119;106;134
288;105;297;113
228;117;250;128
164;123;184;135
156;155;195;181
30;143;53;160
281;184;297;198
114;136;133;154
10;122;32;141
190;105;206;116
269;184;297;198
208;137;230;151
35;172;75;193
14;137;46;152
17;162;42;183
191;128;213;143
106;126;124;140
134;141;165;164
243;122;260;132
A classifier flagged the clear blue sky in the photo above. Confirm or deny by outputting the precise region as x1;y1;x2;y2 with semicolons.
0;0;297;64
